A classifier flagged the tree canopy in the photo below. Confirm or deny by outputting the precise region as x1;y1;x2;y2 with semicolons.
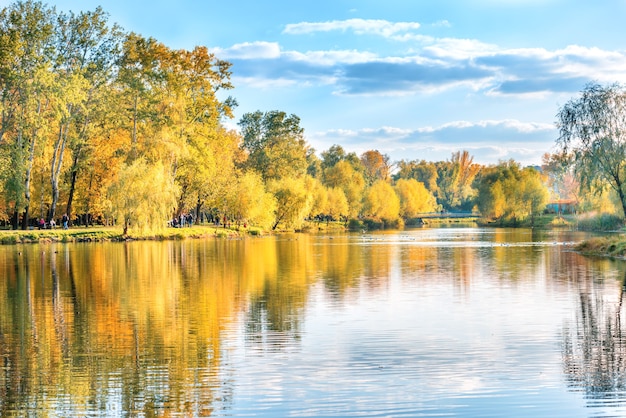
556;82;626;217
0;1;573;232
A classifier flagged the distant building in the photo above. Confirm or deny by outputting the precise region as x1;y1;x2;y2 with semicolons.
545;199;577;214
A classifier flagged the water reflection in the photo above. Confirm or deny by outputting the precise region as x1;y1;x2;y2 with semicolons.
563;263;626;407
0;228;625;416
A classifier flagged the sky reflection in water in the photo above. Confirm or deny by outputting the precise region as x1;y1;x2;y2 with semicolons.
1;227;626;417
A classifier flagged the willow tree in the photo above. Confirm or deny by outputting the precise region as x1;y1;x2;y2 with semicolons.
106;158;177;235
556;82;626;217
267;175;314;230
226;171;276;230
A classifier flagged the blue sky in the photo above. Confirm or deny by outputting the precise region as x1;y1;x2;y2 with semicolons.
7;0;626;165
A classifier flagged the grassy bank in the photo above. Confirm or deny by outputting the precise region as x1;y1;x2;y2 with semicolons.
0;224;262;245
574;236;626;259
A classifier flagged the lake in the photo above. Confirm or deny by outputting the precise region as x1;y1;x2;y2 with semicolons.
1;227;626;417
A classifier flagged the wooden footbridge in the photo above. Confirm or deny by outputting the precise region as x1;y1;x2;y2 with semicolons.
415;211;480;223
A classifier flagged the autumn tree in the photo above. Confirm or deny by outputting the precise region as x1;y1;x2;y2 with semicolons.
394;178;438;218
267;176;314;230
106;158;177;235
322;159;365;218
308;177;328;219
475;161;548;224
541;152;576;201
436;150;481;211
363;179;400;222
116;33;169;154
0;0;57;229
153;45;235;217
360;149;392;185
395;159;440;203
52;7;123;225
226;171;276;230
325;187;349;221
556;82;626;217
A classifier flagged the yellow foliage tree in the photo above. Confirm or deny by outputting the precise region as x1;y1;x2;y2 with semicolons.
106;158;178;235
307;177;328;218
227;171;277;230
394;178;437;218
323;160;365;218
267;176;314;230
363;180;400;222
326;187;349;220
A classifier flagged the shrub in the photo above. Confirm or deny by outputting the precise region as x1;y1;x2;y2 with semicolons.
347;219;364;231
577;213;624;231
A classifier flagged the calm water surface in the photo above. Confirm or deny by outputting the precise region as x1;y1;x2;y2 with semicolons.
1;227;626;417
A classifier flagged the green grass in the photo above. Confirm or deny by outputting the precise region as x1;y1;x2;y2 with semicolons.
0;224;263;244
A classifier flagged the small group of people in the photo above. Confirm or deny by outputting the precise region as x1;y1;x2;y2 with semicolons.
170;213;194;228
37;213;69;230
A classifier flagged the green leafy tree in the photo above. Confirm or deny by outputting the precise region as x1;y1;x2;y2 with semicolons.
475;161;548;224
238;110;308;181
556;82;626;217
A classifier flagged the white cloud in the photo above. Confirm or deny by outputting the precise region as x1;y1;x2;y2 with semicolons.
423;37;499;60
284;49;379;65
216;20;626;98
212;41;281;59
308;119;557;165
283;18;421;40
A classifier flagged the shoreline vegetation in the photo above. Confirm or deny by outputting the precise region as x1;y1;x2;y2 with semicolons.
2;214;625;252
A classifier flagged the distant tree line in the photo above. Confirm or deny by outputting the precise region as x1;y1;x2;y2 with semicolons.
0;1;623;233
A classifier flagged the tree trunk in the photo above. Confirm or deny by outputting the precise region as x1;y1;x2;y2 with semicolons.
615;175;626;219
22;131;37;230
50;121;69;222
195;198;203;223
11;210;19;230
65;153;80;226
19;100;40;230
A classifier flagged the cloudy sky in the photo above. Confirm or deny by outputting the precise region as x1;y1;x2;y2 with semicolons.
9;0;626;165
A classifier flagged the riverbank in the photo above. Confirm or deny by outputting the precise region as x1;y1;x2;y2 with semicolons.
0;225;259;244
573;236;626;259
0;220;351;244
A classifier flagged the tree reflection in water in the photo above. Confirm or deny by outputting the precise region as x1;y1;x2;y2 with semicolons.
563;269;626;404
